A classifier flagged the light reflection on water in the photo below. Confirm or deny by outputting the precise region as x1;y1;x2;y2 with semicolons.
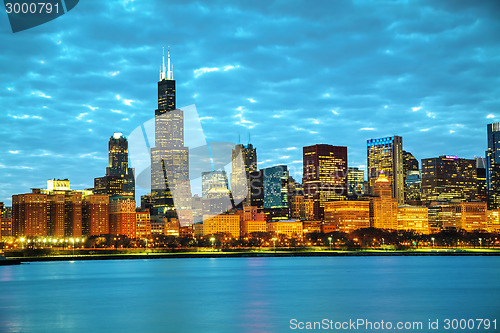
0;256;499;333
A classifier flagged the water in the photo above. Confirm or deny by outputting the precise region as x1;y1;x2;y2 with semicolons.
1;256;499;333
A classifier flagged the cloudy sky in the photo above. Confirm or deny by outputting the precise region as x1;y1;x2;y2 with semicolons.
1;0;500;205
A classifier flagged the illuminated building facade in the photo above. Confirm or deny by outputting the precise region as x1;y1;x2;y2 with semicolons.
231;143;257;206
239;206;266;236
421;155;477;204
367;136;404;205
150;49;191;219
65;192;82;238
1;218;12;238
109;197;136;238
487;210;500;233
428;203;457;231
82;195;109;236
347;167;364;197
369;172;398;230
47;193;65;237
135;210;151;238
486;122;500;208
290;195;305;219
324;201;370;233
12;191;47;237
302;220;321;234
94;133;135;198
476;156;487;203
397;205;429;234
200;214;240;238
405;170;421;205
266;220;303;238
454;202;487;232
303;144;348;219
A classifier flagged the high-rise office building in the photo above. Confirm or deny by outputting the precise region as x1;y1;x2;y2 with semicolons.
486;122;500;208
421;155;477;204
367;136;404;205
94;133;135;198
262;165;289;209
405;170;421;204
347;167;364;196
303;144;348;219
476;156;487;203
231;143;257;206
249;170;264;209
150;49;191;219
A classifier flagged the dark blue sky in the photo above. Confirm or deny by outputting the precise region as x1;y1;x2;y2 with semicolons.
1;0;500;205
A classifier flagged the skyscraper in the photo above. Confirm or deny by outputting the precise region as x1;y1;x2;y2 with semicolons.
94;133;135;198
231;143;257;206
262;165;289;209
367;136;404;205
303;144;348;219
486;122;500;208
421;155;477;204
150;49;191;219
347;167;364;197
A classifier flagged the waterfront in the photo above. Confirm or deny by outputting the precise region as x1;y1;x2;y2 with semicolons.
0;257;499;333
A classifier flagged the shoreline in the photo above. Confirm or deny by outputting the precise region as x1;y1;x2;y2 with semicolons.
7;249;500;263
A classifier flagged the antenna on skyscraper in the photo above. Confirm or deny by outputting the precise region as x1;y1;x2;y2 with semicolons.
248;131;251;144
238;134;240;144
161;47;166;80
167;47;172;80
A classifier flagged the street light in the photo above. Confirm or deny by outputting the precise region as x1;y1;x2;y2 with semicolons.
272;238;277;253
210;237;215;251
328;237;332;251
70;238;75;256
431;237;435;248
20;237;25;250
479;238;482;248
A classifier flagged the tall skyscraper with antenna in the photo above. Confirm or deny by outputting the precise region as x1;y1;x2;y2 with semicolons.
150;48;191;219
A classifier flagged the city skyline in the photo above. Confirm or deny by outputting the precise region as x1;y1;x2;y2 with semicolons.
1;1;500;205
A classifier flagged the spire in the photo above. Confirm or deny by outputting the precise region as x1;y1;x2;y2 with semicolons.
167;48;172;80
161;47;166;80
248;131;251;144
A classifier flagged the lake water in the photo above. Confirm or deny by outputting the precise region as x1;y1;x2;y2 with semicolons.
1;256;499;333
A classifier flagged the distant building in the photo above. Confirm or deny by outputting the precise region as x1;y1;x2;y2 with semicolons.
421;155;477;204
1;218;12;238
109;197;136;238
397;205;429;234
201;170;232;215
347;167;364;196
476;156;487;203
369;172;398;230
266;220;303;238
405;170;421;204
324;201;370;233
82;195;109;236
303;144;348;219
94;133;135;198
367;136;404;205
239;206;266;236
231;143;257;207
135;210;151;238
454;202;487;232
262;165;289;209
290;195;305;219
12;191;47;237
486;122;500;208
200;214;241;238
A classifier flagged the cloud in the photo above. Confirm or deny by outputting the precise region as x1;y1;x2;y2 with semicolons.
8;150;19;154
487;114;496;119
247;98;256;103
360;128;375;131
412;106;422;112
